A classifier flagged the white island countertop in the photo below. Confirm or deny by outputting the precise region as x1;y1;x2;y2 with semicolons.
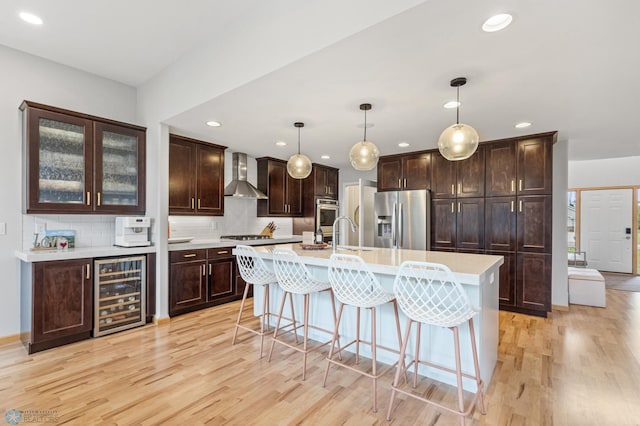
247;243;503;286
167;235;303;251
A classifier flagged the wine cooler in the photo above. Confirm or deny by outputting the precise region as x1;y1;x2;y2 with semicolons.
94;256;146;337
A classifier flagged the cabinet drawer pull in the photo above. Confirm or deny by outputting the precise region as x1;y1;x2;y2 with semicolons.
209;264;212;275
511;179;515;192
191;198;195;209
183;253;197;258
519;179;523;191
511;200;514;212
217;250;229;254
87;192;91;206
451;184;455;195
97;192;101;206
519;200;523;212
86;264;91;280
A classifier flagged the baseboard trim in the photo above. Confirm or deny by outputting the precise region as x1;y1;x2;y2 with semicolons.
552;304;569;312
0;333;21;346
154;316;171;326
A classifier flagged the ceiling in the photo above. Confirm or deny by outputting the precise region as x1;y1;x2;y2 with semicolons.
2;0;639;169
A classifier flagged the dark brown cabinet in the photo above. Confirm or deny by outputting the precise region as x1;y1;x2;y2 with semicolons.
487;251;516;307
311;164;339;199
257;157;302;217
484;197;517;252
516;253;552;313
431;147;484;199
169;248;236;317
431;198;484;250
517;195;552;254
485;141;517;197
377;152;431;192
21;101;146;214
432;199;456;249
169;134;226;216
22;258;93;353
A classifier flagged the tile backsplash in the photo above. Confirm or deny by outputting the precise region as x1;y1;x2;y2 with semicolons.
22;215;119;250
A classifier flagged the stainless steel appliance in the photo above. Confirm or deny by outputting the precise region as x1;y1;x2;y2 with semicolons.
94;256;146;337
115;217;151;247
316;199;339;237
220;234;273;241
373;190;430;250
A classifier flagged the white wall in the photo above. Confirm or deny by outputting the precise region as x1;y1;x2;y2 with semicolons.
569;156;640;188
0;45;138;338
552;139;569;307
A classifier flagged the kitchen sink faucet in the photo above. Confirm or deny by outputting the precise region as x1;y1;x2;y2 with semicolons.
332;216;357;252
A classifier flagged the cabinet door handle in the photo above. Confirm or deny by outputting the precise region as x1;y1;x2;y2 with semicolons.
86;264;91;280
191;198;195;209
511;200;514;212
198;199;201;209
97;192;101;206
209;264;212;275
451;184;455;195
458;202;461;213
458;183;461;194
217;250;229;254
519;200;523;212
404;178;407;188
398;179;402;188
183;253;197;258
202;264;206;276
519;179;523;192
451;202;454;213
511;179;515;192
87;192;91;206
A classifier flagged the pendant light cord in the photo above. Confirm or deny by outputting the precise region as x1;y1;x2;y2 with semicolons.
363;108;368;142
297;126;301;154
456;85;460;125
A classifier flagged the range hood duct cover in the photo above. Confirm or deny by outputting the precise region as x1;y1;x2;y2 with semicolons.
224;152;268;199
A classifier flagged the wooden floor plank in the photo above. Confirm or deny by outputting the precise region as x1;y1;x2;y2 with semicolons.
1;289;640;425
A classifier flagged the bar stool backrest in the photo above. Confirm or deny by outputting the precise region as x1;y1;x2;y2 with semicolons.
272;248;320;294
328;253;393;308
393;261;477;328
235;245;276;286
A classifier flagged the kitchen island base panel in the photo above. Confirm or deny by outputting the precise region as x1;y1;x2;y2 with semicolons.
252;255;499;393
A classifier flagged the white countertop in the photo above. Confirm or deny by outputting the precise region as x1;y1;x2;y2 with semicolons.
15;245;157;262
167;235;303;251
243;243;504;286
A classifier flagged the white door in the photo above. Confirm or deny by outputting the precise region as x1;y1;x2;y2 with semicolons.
580;189;633;273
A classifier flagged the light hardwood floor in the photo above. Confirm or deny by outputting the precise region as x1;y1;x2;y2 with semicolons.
1;289;640;425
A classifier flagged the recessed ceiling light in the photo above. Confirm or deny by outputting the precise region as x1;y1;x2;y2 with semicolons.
515;122;532;129
321;155;330;160
398;142;410;148
482;13;512;32
443;101;461;109
19;11;43;25
275;141;287;147
205;121;221;127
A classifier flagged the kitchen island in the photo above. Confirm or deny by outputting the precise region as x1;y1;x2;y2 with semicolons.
238;243;503;392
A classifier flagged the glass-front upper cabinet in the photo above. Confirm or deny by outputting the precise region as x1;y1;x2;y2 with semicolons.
21;101;146;214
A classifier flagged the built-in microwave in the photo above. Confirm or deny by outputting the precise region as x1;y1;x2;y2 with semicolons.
316;199;339;237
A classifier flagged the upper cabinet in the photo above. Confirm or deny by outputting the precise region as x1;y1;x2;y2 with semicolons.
377;152;431;192
169;134;226;216
431;147;485;199
21;101;146;214
257;157;302;217
485;133;554;197
311;164;339;199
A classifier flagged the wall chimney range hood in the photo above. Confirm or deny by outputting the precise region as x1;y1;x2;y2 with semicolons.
224;152;268;199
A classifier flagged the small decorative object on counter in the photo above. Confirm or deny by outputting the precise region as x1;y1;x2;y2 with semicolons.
259;221;277;238
315;227;324;244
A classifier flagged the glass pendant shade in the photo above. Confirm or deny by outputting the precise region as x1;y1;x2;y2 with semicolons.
438;123;479;161
349;140;379;170
287;153;312;179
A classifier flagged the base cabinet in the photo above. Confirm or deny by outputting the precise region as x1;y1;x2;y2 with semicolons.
22;258;93;354
169;247;237;317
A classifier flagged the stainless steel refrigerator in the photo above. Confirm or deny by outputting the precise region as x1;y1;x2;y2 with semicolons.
373;189;430;250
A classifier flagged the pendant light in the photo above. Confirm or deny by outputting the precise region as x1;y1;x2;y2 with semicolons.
349;103;380;171
287;122;312;179
438;77;479;161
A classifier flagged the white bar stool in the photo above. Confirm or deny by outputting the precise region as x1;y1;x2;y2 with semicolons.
268;248;338;380
232;245;296;358
387;261;485;425
323;253;403;413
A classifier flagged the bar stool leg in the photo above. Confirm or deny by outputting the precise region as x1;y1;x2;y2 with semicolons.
355;307;361;364
302;293;310;380
469;318;486;415
268;290;290;362
413;322;422;388
258;284;270;358
288;292;299;344
232;282;251;346
323;302;345;387
371;306;378;413
328;289;341;360
453;326;465;426
387;318;414;421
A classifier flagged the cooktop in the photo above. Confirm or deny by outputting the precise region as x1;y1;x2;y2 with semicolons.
220;234;272;241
